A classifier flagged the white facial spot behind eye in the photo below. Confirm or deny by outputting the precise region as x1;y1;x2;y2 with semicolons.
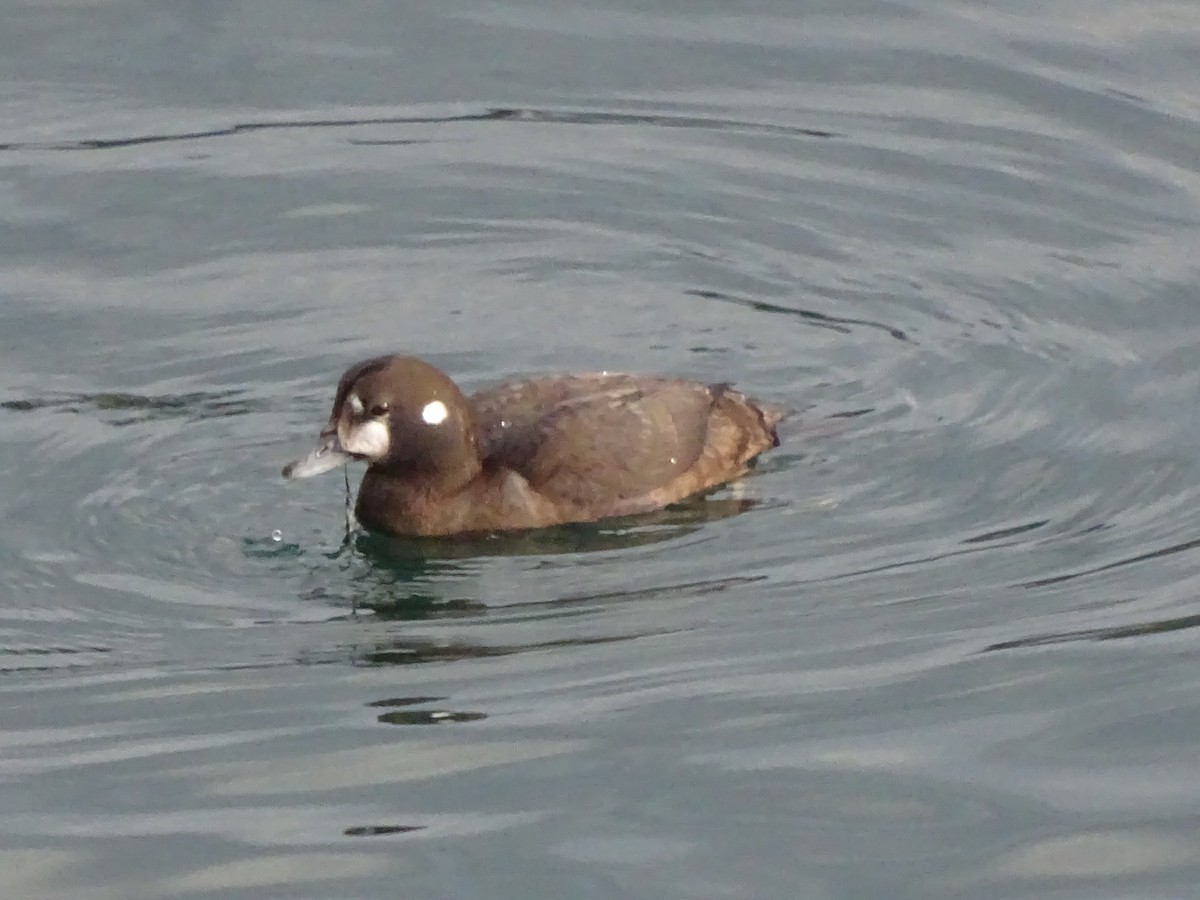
348;393;364;414
422;400;449;425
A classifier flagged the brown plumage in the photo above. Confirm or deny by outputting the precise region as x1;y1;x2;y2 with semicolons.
283;355;783;537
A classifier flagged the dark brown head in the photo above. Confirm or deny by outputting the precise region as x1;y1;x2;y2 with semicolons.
283;355;481;485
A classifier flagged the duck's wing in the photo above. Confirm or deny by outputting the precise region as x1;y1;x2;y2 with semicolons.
471;373;652;460
474;375;779;516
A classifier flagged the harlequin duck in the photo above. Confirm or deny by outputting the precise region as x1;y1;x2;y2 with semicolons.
283;355;783;537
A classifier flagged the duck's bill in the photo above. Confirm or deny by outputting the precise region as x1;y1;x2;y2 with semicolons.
282;433;355;479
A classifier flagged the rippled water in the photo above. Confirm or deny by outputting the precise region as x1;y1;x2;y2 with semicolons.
3;1;1200;897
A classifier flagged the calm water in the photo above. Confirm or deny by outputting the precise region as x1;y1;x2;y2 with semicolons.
2;1;1200;897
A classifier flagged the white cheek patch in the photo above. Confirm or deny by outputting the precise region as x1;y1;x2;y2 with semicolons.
347;393;364;415
421;400;449;425
339;419;390;459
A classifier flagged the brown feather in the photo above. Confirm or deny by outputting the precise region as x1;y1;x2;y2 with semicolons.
289;357;783;537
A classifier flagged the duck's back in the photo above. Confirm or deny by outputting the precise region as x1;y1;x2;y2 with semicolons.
470;373;781;519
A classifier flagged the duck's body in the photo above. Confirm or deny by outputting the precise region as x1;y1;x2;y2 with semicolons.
284;356;783;537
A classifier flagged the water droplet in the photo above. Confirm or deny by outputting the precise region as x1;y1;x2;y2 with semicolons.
271;529;282;542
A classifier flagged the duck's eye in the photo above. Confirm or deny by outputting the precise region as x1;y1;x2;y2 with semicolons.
369;402;390;417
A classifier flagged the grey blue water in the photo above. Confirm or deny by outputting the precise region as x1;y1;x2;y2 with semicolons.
2;1;1199;897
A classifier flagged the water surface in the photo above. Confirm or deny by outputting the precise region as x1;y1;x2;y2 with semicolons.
2;1;1200;897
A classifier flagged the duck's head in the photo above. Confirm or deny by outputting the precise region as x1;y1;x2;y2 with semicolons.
283;355;479;481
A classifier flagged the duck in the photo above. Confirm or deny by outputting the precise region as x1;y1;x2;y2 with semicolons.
283;355;783;537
